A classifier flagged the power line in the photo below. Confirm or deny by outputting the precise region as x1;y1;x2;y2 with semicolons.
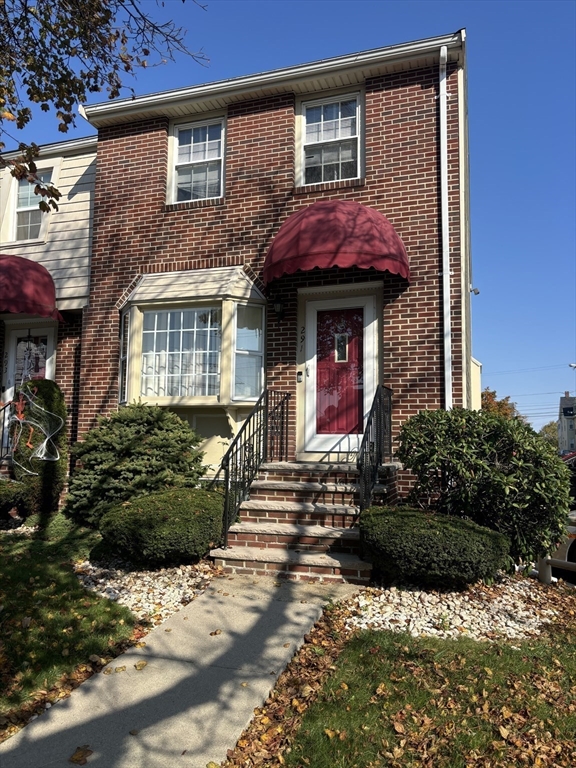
484;365;568;375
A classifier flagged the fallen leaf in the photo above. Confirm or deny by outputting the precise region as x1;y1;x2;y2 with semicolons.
134;661;147;671
499;725;510;739
102;668;112;676
135;642;146;648
69;744;93;765
324;728;336;739
210;629;222;636
393;721;406;734
129;729;139;736
165;629;172;633
115;666;126;673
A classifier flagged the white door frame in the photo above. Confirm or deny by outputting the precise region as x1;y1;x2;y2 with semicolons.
304;295;377;453
2;323;56;404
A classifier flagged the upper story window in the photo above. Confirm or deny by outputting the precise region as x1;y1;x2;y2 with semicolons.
15;170;53;241
173;120;224;202
302;95;360;185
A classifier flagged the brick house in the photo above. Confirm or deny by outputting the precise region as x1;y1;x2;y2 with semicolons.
1;31;479;580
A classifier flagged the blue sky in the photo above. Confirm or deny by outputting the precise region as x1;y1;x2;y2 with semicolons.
5;0;575;429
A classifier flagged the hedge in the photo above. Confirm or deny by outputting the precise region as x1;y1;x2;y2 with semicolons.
360;506;511;590
99;488;223;565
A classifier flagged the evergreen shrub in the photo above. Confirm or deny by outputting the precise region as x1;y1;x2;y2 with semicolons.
11;380;67;520
396;408;571;563
64;403;205;527
360;506;510;590
100;488;223;565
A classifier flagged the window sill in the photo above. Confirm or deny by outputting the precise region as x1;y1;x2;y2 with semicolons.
293;178;365;196
0;237;46;248
163;197;224;213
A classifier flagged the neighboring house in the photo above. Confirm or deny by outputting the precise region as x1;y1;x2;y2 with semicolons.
559;392;576;454
0;137;96;446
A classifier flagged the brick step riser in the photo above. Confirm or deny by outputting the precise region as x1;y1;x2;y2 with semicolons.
213;559;371;585
248;491;358;505
241;511;359;527
226;533;361;555
258;474;358;485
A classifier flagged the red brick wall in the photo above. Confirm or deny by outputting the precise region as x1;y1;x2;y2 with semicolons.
78;64;465;448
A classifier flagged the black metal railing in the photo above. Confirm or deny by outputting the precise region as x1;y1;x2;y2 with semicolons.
0;401;14;461
216;389;290;547
357;385;393;511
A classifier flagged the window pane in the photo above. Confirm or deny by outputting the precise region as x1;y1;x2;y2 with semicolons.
16;210;42;241
236;306;263;351
235;354;262;398
341;99;356;118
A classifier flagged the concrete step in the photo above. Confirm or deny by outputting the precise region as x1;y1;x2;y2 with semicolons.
226;522;361;554
250;480;359;493
210;545;372;584
240;499;359;527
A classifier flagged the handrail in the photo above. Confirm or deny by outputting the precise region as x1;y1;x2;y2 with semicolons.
357;385;393;511
214;390;291;547
0;401;14;461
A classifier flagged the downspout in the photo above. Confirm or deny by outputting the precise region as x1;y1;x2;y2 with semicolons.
439;45;453;409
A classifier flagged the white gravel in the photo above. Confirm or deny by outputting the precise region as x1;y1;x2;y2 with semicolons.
345;576;560;642
73;558;216;624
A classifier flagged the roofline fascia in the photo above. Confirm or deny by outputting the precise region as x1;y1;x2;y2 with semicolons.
1;134;97;161
83;30;465;126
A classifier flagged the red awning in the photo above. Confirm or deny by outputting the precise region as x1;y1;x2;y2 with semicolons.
263;200;410;284
0;254;63;321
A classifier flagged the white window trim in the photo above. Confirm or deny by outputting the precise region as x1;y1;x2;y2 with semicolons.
167;116;225;205
296;91;363;188
122;298;265;408
232;303;265;402
0;160;61;245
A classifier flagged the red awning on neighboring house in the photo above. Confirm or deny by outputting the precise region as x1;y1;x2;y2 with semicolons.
0;254;63;321
263;200;410;284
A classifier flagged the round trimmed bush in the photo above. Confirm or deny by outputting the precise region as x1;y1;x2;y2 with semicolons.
99;488;223;565
64;403;205;527
396;408;571;563
360;506;510;590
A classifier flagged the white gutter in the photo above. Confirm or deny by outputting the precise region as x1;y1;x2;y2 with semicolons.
439;45;453;409
83;31;464;125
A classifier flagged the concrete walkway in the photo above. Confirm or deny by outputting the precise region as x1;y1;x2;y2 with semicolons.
0;576;359;768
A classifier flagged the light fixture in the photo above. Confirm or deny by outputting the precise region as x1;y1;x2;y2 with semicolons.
272;297;284;321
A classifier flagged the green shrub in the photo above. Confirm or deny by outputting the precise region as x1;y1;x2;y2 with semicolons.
64;403;205;527
99;488;223;565
0;480;28;521
11;380;68;520
360;506;510;590
396;408;571;563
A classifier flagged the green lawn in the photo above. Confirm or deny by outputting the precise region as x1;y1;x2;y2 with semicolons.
223;586;576;768
0;514;137;738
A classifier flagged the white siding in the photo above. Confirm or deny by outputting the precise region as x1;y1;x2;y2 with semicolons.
0;141;96;310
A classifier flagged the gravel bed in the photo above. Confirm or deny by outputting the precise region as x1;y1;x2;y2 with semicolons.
345;575;560;642
73;558;217;624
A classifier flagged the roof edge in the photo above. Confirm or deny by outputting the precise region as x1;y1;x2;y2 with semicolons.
83;30;465;127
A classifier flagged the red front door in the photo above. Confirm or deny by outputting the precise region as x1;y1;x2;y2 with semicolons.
316;308;363;434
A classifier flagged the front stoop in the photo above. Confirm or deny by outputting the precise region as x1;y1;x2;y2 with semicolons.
210;461;392;585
